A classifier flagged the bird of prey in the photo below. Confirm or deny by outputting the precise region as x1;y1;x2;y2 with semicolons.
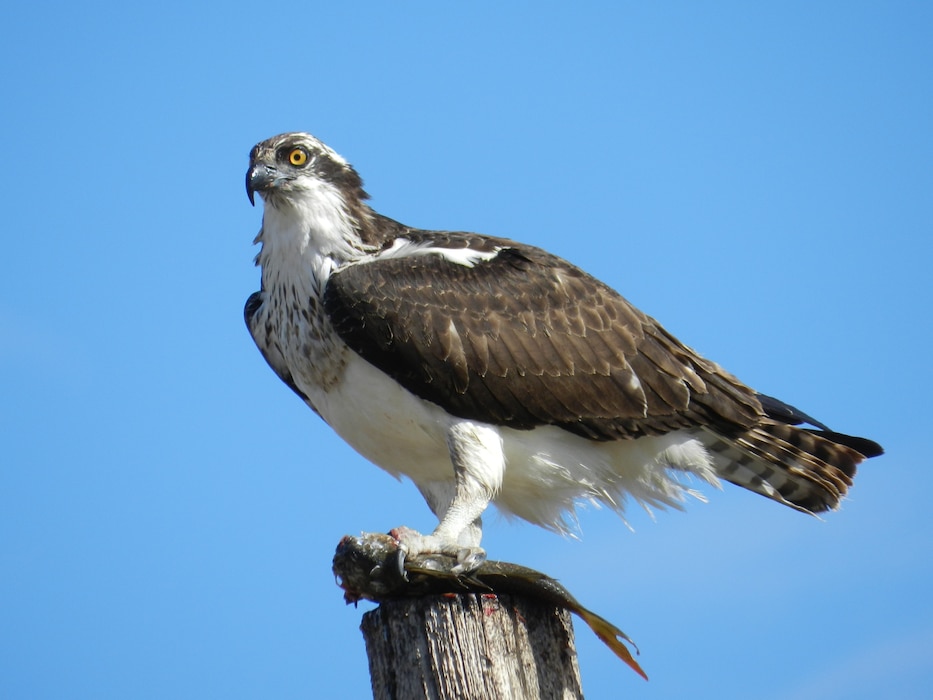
244;132;882;571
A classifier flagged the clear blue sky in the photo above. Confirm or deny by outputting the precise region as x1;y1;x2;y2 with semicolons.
2;3;931;698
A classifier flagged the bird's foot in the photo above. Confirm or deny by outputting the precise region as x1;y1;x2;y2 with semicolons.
389;526;487;576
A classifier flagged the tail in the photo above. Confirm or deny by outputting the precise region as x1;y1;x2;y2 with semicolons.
700;404;883;513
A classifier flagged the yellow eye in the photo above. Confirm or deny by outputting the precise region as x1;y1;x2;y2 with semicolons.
288;148;308;166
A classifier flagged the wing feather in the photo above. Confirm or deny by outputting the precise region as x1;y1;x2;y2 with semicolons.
323;232;763;440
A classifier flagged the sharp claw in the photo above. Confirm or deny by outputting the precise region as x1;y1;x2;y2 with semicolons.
390;547;409;582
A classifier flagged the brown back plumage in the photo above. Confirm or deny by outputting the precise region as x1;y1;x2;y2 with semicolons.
323;225;882;514
325;229;763;440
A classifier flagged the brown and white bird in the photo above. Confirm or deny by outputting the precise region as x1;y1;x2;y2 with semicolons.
244;132;882;571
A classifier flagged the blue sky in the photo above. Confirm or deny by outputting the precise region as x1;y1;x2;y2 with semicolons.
2;2;931;698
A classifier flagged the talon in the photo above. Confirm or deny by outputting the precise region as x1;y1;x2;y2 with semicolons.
389;548;409;582
451;547;487;576
389;525;486;575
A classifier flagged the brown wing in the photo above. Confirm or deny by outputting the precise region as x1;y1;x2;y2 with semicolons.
324;232;763;441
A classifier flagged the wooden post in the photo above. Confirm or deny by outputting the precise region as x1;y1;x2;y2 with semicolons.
360;592;585;700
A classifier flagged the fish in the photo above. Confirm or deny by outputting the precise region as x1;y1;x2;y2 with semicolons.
333;532;647;680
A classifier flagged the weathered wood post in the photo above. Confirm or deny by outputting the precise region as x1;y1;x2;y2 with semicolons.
361;593;584;700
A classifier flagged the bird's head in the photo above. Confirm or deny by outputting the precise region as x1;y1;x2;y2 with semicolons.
245;132;368;208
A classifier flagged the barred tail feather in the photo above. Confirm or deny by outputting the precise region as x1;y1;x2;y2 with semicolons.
700;419;879;514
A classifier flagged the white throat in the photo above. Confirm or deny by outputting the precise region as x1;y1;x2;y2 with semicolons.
255;179;367;294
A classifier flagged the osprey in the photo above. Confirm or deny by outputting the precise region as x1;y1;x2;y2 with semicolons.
244;132;882;571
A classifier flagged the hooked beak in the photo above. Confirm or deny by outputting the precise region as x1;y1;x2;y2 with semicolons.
246;163;277;206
